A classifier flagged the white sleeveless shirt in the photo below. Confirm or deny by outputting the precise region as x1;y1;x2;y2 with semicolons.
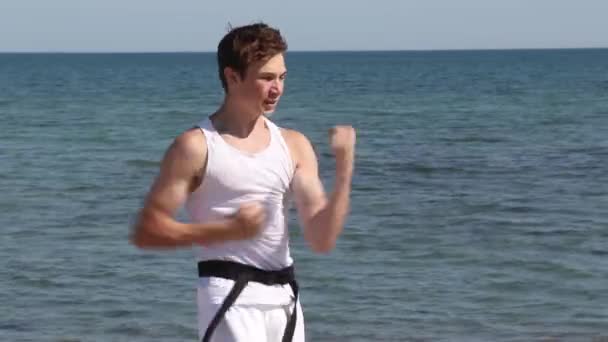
185;115;296;269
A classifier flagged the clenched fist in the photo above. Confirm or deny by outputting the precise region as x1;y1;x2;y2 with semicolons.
227;202;266;240
329;125;356;160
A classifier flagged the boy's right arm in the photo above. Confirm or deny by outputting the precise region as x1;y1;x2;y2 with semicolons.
130;129;264;249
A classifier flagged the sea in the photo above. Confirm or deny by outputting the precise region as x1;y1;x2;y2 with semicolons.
1;49;607;342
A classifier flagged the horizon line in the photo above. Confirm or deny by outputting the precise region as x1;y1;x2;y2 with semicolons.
1;46;607;54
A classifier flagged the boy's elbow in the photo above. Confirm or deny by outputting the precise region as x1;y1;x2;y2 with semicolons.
312;244;334;254
309;239;336;254
129;213;158;249
303;224;337;254
130;223;150;249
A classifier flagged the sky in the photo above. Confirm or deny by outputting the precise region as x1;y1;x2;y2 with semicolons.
1;0;607;52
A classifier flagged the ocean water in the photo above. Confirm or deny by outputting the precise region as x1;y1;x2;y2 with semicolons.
1;49;607;342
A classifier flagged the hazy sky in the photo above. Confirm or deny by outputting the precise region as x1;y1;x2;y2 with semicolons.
1;0;607;52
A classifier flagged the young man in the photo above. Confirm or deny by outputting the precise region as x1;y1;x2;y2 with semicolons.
131;22;355;342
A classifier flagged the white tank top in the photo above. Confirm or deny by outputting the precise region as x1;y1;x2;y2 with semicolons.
185;116;296;271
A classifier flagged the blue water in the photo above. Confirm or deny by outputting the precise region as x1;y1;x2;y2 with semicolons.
1;49;608;341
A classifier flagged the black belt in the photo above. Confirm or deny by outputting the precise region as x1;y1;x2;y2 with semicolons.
198;260;299;342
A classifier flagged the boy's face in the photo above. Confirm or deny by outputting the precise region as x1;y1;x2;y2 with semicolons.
228;53;287;115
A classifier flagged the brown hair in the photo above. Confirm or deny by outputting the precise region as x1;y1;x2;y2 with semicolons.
217;22;288;91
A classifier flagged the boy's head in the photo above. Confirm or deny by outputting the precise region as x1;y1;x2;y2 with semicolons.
217;23;288;93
